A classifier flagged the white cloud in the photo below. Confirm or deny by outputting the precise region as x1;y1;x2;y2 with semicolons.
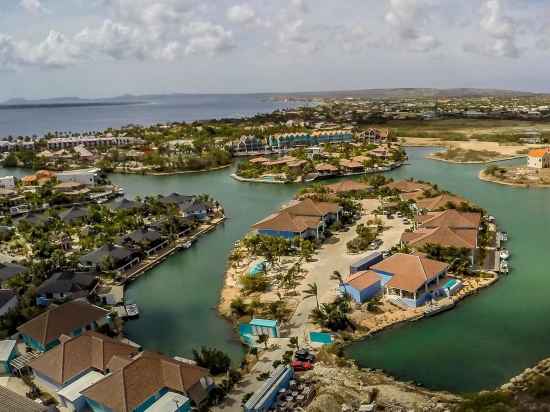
184;22;235;56
227;4;256;24
464;0;520;58
384;0;440;52
20;0;47;15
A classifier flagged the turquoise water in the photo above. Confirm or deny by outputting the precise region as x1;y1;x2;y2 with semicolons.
2;147;549;392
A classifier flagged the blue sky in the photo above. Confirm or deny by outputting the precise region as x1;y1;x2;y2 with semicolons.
0;0;549;99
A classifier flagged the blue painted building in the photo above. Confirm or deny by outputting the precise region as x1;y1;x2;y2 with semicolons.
341;270;382;304
350;252;383;274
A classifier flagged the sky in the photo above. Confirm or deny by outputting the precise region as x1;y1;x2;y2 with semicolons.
1;0;550;100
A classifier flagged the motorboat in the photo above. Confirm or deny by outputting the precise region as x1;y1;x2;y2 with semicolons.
499;249;510;260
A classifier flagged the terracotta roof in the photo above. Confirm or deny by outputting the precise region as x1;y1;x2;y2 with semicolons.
371;253;449;293
528;148;550;158
417;209;481;229
346;270;381;291
351;155;371;163
384;180;432;193
28;332;137;385
17;301;109;346
81;351;209;412
252;211;321;233
325;180;371;194
415;194;471;211
315;163;339;172
282;198;339;216
339;159;363;169
249;157;270;164
401;226;478;249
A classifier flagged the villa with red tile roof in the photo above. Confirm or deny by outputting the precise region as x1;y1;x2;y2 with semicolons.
527;148;550;168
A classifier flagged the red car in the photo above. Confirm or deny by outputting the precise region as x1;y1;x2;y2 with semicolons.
291;360;313;371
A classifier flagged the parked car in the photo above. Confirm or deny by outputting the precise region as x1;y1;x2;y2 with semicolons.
387;214;395;219
367;239;383;250
295;349;315;363
291;360;314;371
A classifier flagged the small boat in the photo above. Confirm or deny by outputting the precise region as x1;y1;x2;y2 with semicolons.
182;241;193;249
424;302;456;317
500;261;510;274
499;249;510;260
499;231;509;242
486;215;496;223
125;304;140;318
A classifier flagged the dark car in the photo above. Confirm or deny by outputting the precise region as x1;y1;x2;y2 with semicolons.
295;349;315;363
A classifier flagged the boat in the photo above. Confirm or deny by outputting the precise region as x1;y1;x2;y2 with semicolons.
182;240;193;249
125;304;140;318
499;231;509;242
423;301;456;317
499;249;510;260
500;261;510;274
486;215;496;223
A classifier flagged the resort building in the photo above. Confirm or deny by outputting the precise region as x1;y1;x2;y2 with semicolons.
46;136;144;150
527;148;550;169
269;132;312;150
361;128;392;144
311;130;353;144
28;332;138;408
233;135;267;154
252;199;341;240
0;140;35;152
80;351;212;412
370;253;450;307
17;301;110;352
244;366;294;412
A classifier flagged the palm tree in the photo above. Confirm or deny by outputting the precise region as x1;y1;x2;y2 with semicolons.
331;270;344;287
257;334;269;349
303;282;319;310
289;337;299;350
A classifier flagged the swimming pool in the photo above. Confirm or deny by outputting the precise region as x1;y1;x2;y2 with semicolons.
248;260;266;276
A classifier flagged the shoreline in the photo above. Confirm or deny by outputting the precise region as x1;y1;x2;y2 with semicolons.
479;169;550;188
427;153;526;164
112;163;232;176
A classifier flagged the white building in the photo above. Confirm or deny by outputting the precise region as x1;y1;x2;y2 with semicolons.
56;168;100;186
527;148;550;169
0;176;15;189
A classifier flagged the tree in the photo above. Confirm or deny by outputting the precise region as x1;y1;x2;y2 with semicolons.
192;347;231;375
290;337;299;350
331;270;344;287
257;334;269;349
249;347;259;360
303;282;320;310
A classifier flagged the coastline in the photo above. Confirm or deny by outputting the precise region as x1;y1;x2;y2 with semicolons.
112;163;232;176
479;169;550;188
427;153;527;164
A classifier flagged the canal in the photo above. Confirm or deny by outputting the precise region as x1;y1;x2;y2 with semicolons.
2;147;549;393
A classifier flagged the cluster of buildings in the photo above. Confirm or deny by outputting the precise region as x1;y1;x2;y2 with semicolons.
1;301;211;412
252;198;342;241
44;135;145;150
527;148;550;169
233;129;356;155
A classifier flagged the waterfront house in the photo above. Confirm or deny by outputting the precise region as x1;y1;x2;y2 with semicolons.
28;332;138;409
0;339;17;375
0;262;27;287
527;148;550;168
417;209;481;230
341;271;382;304
74;144;95;161
415;194;470;211
79;243;139;272
339;159;364;174
119;228;167;256
252;199;341;240
56;168;100;186
0;289;18;316
370;253;449;307
234;135;267;154
180;200;212;219
80;351;212;411
0;385;48;412
314;163;339;177
17;301;110;352
35;271;97;305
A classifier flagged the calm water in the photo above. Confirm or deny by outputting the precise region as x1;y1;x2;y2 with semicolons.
1;147;549;392
0;94;302;137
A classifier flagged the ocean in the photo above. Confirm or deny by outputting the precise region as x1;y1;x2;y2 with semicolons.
0;94;304;138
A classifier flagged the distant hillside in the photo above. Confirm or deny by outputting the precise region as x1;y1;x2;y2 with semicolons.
281;88;541;99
